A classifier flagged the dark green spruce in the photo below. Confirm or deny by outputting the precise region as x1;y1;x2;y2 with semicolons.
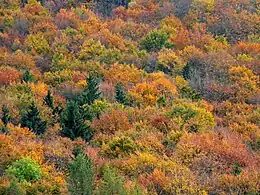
1;104;11;126
115;83;127;105
21;70;34;83
60;101;93;141
21;103;47;135
78;74;101;106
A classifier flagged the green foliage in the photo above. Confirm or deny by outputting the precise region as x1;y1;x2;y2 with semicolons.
141;30;170;52
0;126;9;134
97;166;128;195
21;70;34;83
248;34;260;43
72;145;85;157
163;131;183;149
6;178;26;195
115;83;127;105
68;153;94;195
25;33;50;54
51;53;69;71
170;105;197;123
79;39;123;64
232;162;242;176
1;105;11;126
21;103;47;135
180;87;202;101
44;90;54;109
100;48;122;65
104;136;137;158
60;101;93;141
83;100;110;119
157;96;166;107
43;69;72;86
78;74;101;106
6;84;34;112
6;157;42;183
79;39;105;61
167;102;215;132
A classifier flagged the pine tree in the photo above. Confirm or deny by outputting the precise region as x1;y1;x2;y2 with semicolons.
60;101;93;141
44;90;54;109
78;74;101;106
1;104;11;126
21;103;47;135
115;83;127;105
68;153;94;195
21;70;34;83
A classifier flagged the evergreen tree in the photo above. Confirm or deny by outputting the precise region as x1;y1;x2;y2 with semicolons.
44;90;54;109
232;162;242;176
115;83;127;105
78;74;101;106
60;101;93;141
21;103;47;135
1;104;11;126
21;70;34;83
97;166;128;195
68;153;94;195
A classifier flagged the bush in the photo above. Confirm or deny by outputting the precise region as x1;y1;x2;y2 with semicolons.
6;157;42;183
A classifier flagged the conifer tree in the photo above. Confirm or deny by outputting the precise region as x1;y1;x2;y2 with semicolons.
1;104;11;126
60;101;93;141
78;74;101;106
97;166;128;195
115;83;127;105
44;90;54;109
21;103;47;135
68;153;94;195
21;70;34;83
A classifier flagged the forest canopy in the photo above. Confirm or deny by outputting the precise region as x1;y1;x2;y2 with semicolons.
0;0;259;194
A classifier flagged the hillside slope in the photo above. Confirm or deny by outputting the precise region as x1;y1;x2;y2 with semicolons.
0;0;259;194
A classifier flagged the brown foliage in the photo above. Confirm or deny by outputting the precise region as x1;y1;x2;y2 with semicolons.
91;108;131;135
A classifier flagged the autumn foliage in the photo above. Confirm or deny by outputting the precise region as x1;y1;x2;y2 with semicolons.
0;0;259;194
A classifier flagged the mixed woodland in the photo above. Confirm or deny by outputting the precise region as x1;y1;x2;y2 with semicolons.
0;0;259;194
